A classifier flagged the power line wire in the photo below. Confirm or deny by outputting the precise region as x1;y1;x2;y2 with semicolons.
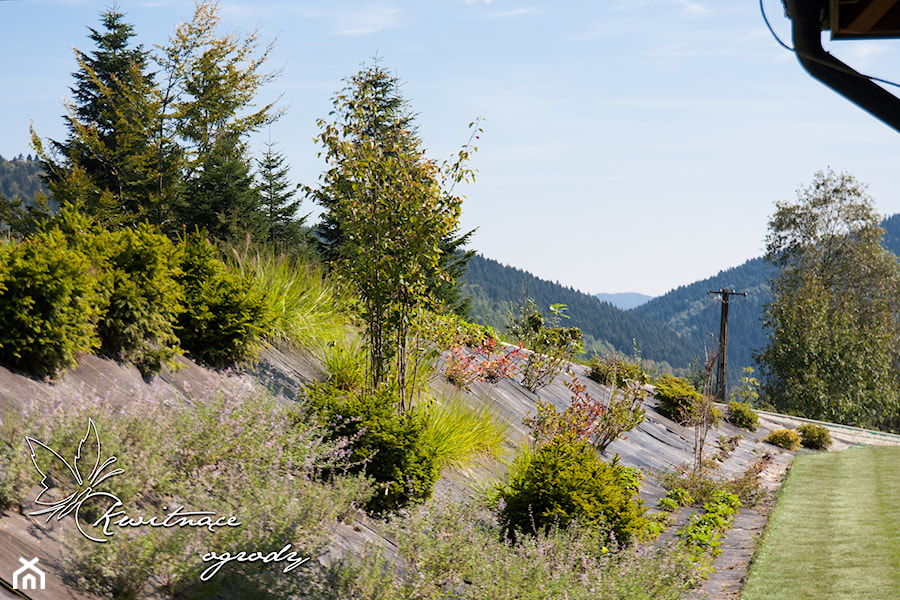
759;0;900;90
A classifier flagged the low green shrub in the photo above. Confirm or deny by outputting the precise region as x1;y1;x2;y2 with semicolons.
657;486;696;512
677;490;741;561
177;233;271;365
586;353;648;388
0;228;101;376
92;224;184;374
798;423;832;450
726;401;759;431
764;428;802;451
311;385;441;514
653;374;704;423
657;496;679;512
497;437;649;544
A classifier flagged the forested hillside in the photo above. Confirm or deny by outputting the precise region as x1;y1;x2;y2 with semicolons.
461;254;698;370
633;213;900;390
0;155;47;202
632;258;773;388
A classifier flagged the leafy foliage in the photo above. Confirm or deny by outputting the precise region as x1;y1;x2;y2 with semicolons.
311;62;473;403
443;339;521;389
676;490;741;563
757;169;900;432
509;299;583;392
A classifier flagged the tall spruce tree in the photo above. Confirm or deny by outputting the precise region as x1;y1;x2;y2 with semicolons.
256;140;306;248
757;169;900;431
33;8;179;228
180;133;265;244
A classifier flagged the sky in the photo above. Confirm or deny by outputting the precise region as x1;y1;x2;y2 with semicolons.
3;0;900;297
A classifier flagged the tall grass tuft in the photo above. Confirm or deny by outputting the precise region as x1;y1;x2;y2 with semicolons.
317;335;368;392
416;394;509;471
228;246;350;350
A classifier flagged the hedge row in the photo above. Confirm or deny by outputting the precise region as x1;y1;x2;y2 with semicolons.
0;213;268;377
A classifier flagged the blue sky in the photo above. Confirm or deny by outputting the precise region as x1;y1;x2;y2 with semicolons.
3;0;900;296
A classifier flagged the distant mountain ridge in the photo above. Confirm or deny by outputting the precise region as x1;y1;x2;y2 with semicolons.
461;254;698;370
629;213;900;389
631;257;773;389
594;292;654;310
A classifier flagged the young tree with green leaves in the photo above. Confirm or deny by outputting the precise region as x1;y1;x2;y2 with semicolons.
757;169;900;431
159;0;279;241
312;62;477;406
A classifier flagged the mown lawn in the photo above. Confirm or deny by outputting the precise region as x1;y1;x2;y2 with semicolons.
742;446;900;600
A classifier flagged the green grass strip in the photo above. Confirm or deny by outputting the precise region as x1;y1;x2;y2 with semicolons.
742;446;900;600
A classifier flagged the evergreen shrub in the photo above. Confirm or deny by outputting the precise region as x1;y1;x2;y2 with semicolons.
726;401;759;431
312;385;440;515
654;374;703;423
498;437;649;544
177;233;270;365
0;228;100;376
763;428;802;451
92;224;184;374
797;423;832;450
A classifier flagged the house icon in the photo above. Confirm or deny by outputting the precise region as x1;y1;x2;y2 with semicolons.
12;557;45;591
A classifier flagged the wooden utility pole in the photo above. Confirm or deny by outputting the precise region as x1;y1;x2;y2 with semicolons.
707;289;747;403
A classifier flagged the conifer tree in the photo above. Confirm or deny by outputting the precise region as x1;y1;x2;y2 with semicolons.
256;140;306;248
180;133;265;244
33;8;178;228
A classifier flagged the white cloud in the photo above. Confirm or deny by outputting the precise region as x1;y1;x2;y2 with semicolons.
285;4;402;37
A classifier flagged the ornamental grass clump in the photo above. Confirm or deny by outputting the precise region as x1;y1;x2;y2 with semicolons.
228;246;350;350
415;394;508;472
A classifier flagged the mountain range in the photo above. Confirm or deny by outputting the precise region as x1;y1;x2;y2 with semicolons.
464;214;900;390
